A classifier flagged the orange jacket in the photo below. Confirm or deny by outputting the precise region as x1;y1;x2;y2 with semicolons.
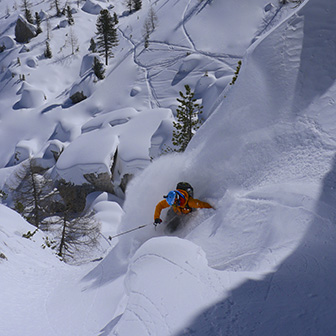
154;189;212;220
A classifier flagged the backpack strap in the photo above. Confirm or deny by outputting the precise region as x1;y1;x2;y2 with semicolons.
175;189;192;212
175;190;186;202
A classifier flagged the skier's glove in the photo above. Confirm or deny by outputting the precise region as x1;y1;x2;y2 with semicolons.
154;218;162;226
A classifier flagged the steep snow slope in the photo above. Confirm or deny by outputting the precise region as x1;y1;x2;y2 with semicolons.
105;0;336;334
2;0;336;335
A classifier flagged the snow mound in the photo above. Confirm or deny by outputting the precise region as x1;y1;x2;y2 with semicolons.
0;35;15;49
26;57;38;68
114;236;257;335
81;0;104;15
0;204;55;263
81;107;138;133
172;54;202;86
15;88;46;109
80;54;96;77
56;108;174;185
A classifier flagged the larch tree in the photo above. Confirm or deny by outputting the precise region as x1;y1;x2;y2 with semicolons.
57;208;100;262
8;159;55;228
142;5;158;49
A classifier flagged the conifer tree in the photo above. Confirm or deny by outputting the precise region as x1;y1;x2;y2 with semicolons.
133;0;142;11
44;41;52;58
35;12;42;34
21;0;34;24
66;5;74;25
96;9;118;66
54;0;62;17
113;12;119;25
93;56;105;80
89;38;97;52
172;85;203;152
125;0;132;12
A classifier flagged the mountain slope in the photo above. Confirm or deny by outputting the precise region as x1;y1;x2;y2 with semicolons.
1;0;336;335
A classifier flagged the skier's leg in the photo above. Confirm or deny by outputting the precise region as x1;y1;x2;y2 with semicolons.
165;208;182;233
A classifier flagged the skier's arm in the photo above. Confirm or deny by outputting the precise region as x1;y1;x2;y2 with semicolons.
188;198;213;209
154;199;170;220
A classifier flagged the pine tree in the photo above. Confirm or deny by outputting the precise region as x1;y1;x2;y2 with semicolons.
35;12;42;34
133;0;142;11
125;0;132;12
89;38;97;52
93;56;105;80
54;0;62;17
143;19;151;49
44;41;52;58
172;85;203;152
96;9;118;66
21;0;34;24
113;12;119;25
66;5;74;25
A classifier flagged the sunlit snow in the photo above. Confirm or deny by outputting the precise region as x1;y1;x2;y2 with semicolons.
1;0;336;335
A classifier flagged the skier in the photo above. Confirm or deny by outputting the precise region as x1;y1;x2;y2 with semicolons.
154;182;213;232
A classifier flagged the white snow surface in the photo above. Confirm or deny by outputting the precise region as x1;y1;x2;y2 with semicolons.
1;0;336;335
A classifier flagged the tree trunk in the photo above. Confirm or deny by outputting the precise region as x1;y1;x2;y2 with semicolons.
58;214;67;257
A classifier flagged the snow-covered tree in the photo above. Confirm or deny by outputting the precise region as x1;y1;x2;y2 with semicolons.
113;12;119;25
172;85;203;152
66;5;74;25
35;12;42;34
21;0;34;24
44;41;52;58
133;0;142;11
96;9;118;66
125;0;142;13
53;0;62;17
93;56;105;80
125;0;132;12
89;38;97;52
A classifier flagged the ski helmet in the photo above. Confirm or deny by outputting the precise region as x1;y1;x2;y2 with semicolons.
166;191;176;205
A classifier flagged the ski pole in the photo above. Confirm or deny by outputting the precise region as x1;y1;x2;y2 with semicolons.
108;223;151;240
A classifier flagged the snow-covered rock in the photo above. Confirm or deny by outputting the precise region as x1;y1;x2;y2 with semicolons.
81;0;104;15
0;35;15;49
15;88;46;109
15;15;36;43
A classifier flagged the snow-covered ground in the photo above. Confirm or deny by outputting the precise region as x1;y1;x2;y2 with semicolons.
1;0;336;335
